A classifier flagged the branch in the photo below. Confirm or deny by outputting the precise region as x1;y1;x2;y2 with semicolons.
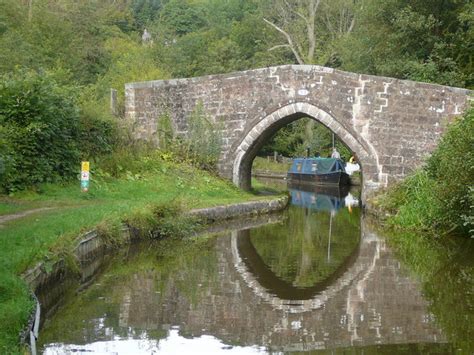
348;17;356;33
263;18;305;64
268;44;292;51
283;0;308;24
307;0;321;62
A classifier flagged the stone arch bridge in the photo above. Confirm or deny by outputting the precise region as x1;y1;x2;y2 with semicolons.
125;65;470;199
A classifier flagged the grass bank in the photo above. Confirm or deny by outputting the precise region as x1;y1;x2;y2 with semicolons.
0;152;277;353
369;106;473;239
252;156;291;173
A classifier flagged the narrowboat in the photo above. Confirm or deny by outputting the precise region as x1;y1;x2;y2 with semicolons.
287;157;350;186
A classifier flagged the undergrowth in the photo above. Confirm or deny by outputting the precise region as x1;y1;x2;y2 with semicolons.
374;106;473;238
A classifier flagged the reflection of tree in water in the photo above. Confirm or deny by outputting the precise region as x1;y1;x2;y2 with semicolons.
39;218;450;353
38;237;221;347
250;205;360;288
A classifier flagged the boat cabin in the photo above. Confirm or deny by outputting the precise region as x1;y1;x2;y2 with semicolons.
287;158;350;186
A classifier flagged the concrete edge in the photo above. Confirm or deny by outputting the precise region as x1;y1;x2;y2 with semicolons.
20;195;288;354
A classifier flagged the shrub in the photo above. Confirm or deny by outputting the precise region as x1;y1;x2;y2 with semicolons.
77;94;119;159
426;106;474;236
0;70;80;192
379;106;473;238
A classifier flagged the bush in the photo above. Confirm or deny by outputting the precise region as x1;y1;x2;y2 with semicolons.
426;106;474;237
0;70;80;192
77;94;119;159
379;106;473;238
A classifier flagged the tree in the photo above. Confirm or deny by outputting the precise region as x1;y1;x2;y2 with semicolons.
262;0;321;64
261;0;361;65
336;0;472;87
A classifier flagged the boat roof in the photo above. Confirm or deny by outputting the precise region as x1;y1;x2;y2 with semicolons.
289;157;345;175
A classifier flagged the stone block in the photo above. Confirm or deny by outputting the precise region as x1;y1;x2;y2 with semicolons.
125;65;471;194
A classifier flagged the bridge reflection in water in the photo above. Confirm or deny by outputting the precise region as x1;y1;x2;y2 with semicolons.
40;186;446;353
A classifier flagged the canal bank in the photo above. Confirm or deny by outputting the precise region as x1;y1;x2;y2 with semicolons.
0;156;288;353
21;195;288;353
35;182;474;354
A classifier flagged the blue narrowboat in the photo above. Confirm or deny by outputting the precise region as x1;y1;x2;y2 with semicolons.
287;158;350;186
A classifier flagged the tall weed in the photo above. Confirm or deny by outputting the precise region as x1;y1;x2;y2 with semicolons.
427;107;474;236
379;105;473;238
382;171;440;232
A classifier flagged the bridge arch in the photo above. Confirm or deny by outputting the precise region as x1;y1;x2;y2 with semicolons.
232;102;379;193
126;65;471;198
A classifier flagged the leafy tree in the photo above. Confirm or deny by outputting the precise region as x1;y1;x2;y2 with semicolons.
0;70;81;192
158;0;207;37
260;118;350;159
131;0;163;30
337;0;472;87
94;36;167;115
0;0;133;84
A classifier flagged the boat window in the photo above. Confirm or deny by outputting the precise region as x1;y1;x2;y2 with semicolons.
311;162;318;172
296;163;302;172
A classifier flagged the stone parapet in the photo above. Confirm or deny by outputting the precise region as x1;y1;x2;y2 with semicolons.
125;65;471;201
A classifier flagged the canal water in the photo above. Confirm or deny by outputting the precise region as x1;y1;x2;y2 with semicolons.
38;181;474;354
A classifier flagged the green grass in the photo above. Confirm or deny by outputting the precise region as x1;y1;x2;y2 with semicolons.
0;198;37;216
0;155;274;353
252;156;291;173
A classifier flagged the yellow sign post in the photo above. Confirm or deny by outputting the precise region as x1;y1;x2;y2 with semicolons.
81;161;90;192
81;161;90;172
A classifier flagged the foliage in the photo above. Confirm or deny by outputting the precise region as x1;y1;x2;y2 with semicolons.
0;0;133;85
124;201;199;239
377;106;474;238
252;157;291;173
336;0;473;88
184;102;222;170
0;151;268;352
260;117;351;159
131;0;163;30
426;107;474;236
380;170;440;232
0;70;80;192
260;0;360;65
93;36;167;116
157;111;174;151
77;94;119;159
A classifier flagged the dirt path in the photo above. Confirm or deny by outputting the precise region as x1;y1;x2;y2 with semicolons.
0;207;55;226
